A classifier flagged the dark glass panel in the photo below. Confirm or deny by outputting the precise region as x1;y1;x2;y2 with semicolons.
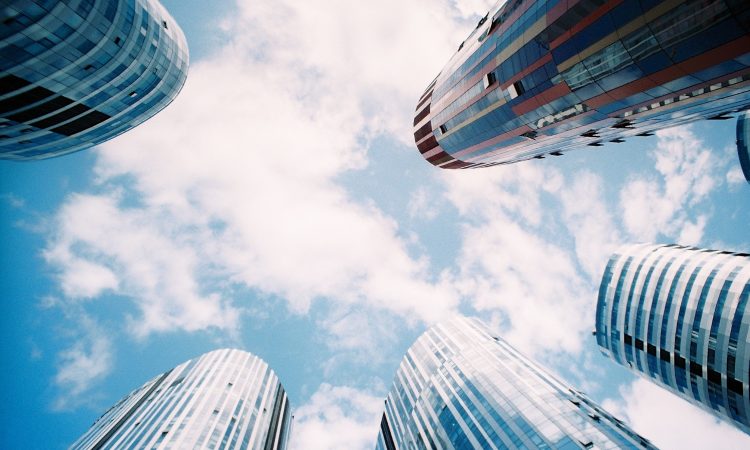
50;109;110;136
6;95;73;123
0;86;54;114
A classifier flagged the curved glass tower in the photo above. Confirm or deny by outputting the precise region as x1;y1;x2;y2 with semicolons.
738;110;750;183
376;317;655;450
70;348;292;450
414;0;750;169
595;243;750;434
0;0;188;161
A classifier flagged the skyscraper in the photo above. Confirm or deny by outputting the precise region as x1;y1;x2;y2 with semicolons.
595;243;750;434
376;317;654;450
70;349;292;450
738;110;750;183
0;0;188;161
414;0;750;169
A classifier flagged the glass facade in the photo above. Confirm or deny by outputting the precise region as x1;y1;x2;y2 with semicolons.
414;0;750;169
69;349;292;450
737;110;750;183
0;0;189;161
595;244;750;434
376;317;654;450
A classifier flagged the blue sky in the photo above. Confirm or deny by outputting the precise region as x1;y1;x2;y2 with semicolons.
1;1;750;449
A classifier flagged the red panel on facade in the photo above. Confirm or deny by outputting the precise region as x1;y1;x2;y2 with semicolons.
417;135;439;154
647;65;687;86
512;82;571;116
551;0;623;50
582;90;615;110
439;85;500;126
453;124;533;160
442;159;473;169
677;36;750;76
547;0;572;25
608;77;656;101
502;54;553;90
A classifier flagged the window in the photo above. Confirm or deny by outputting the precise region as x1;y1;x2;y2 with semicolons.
483;72;496;89
507;80;524;99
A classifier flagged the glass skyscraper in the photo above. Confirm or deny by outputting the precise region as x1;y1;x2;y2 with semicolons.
0;0;188;161
70;348;292;450
595;243;750;434
738;110;750;183
414;0;750;169
376;317;654;450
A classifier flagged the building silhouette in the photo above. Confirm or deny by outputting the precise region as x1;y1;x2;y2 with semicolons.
414;0;750;169
595;243;750;434
70;349;291;450
0;0;188;161
738;110;750;183
376;317;654;450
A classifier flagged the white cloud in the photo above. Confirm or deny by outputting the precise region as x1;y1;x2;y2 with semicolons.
408;186;440;221
230;0;479;143
603;378;750;450
558;170;621;280
620;126;719;244
454;213;594;355
44;194;239;338
442;164;595;356
45;0;491;345
452;0;501;18
677;214;708;247
52;313;113;411
726;166;746;185
290;384;384;450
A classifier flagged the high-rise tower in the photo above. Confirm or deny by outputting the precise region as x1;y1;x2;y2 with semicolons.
595;243;750;434
376;317;655;450
70;349;292;450
0;0;188;161
738;110;750;183
414;0;750;169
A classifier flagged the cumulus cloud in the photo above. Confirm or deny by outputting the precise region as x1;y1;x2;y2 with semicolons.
52;313;113;411
603;378;750;449
290;384;384;450
44;0;483;347
620;126;719;244
44;194;239;338
441;164;595;356
558;170;621;281
726;166;746;185
408;186;441;221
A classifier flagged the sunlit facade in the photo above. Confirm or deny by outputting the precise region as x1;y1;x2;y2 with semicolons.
595;244;750;434
376;317;654;450
0;0;188;161
70;349;292;450
414;0;750;169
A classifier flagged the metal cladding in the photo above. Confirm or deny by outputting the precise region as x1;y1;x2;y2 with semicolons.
0;0;189;161
595;244;750;434
69;349;292;450
376;317;655;450
738;110;750;183
414;0;750;169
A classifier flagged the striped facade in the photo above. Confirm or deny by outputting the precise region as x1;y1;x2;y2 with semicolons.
738;110;750;183
70;349;292;450
0;0;188;161
595;244;750;434
414;0;750;169
376;317;654;450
